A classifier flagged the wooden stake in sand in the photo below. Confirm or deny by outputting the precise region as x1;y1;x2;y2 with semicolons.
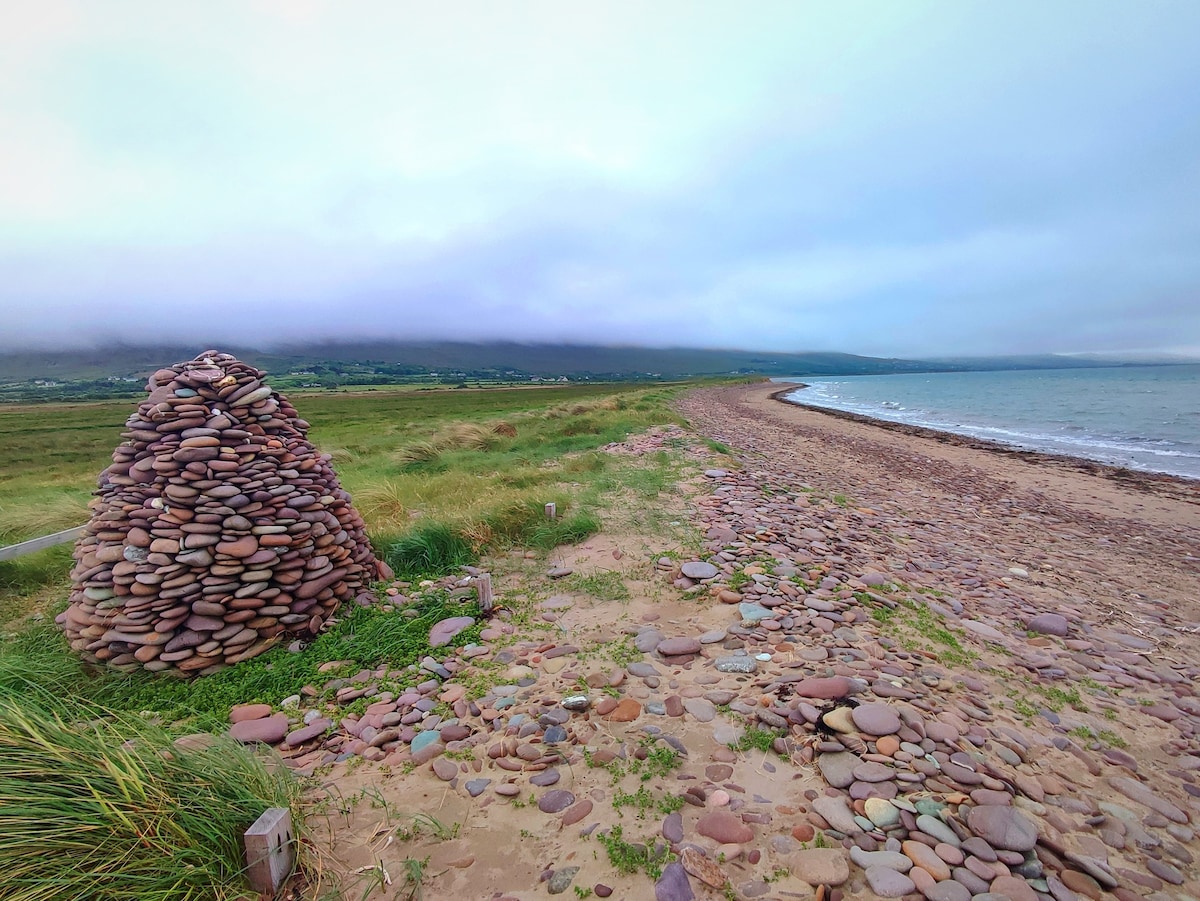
244;807;295;895
476;573;493;614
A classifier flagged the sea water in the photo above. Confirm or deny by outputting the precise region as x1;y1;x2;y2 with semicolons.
777;365;1200;480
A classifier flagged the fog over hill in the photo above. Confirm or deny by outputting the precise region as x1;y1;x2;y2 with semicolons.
0;341;1189;388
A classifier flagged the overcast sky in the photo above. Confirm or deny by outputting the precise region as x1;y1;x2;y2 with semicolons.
2;1;1199;358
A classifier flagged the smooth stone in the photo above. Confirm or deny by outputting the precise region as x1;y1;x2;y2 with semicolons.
683;698;716;722
285;719;331;746
738;602;773;622
547;866;580;895
229;713;289;745
714;656;757;674
903;840;952;880
538;790;576;813
960;620;1005;642
865;798;901;828
429;616;475;647
1107;775;1189;824
960;838;997;862
821;706;857;734
230;703;273;723
663;812;684;843
1060;869;1103;898
916;814;961;847
852;760;895;783
989;875;1038;900
850;847;913;872
1145;858;1184;885
864;866;916;897
817;752;860;789
680;561;719;580
852;703;902;736
791;848;850;886
696;811;754;844
432;757;458;781
1027;613;1070;637
657;637;702;656
606;699;642;722
876;735;901;756
789;676;858;699
635;631;664;652
410;730;441;754
850;779;897;801
654;861;695;901
813;796;860;834
465;778;491;797
561;800;593;826
924;881;972;901
967;805;1038;851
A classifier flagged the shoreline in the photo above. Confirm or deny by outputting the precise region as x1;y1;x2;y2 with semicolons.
767;383;1200;505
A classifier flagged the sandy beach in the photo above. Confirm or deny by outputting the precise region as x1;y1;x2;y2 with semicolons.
290;382;1200;901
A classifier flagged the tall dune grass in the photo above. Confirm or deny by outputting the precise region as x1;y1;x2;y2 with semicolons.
0;492;90;544
0;699;300;901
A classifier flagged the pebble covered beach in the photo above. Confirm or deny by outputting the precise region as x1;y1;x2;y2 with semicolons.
226;381;1199;900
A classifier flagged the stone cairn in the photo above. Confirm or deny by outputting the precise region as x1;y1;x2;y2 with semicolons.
59;351;383;676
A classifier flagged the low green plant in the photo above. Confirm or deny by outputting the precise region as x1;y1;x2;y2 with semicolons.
603;637;641;668
1097;729;1128;749
567;571;631;602
395;855;430;901
726;570;751;593
596;825;674;878
729;727;784;754
1031;682;1087;712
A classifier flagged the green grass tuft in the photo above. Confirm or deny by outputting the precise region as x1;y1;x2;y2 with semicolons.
524;510;600;549
386;522;478;578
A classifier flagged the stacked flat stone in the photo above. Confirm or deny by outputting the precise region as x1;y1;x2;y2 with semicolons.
58;351;381;676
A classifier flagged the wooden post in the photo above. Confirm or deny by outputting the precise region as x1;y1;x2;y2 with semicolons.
544;502;557;520
244;807;295;895
476;573;493;614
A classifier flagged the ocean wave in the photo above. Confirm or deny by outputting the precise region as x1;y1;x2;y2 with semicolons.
785;386;1200;478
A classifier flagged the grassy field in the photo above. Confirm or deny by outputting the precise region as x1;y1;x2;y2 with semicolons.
0;378;721;898
0;374;743;716
0;382;687;620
